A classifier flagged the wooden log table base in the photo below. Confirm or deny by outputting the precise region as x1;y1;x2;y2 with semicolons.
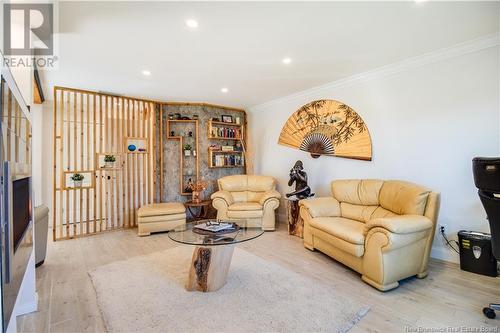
186;245;235;292
287;199;303;238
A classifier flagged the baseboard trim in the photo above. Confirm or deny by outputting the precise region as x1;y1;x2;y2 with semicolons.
430;246;459;264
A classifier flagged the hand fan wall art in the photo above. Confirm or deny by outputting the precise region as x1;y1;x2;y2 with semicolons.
278;100;372;160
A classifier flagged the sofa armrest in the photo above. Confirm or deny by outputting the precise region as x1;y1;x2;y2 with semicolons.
365;215;433;235
259;190;281;205
210;190;234;205
298;197;340;218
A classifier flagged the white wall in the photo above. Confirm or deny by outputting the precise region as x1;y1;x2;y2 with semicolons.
248;44;500;263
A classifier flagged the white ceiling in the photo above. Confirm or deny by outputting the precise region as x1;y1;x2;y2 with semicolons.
41;1;500;108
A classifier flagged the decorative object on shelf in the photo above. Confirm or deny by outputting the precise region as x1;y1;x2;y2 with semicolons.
187;179;208;204
71;173;85;187
174;113;181;119
193;114;199;120
193;150;197;157
278;99;372;160
285;160;314;200
104;154;116;168
211;117;220;122
181;116;191;120
221;115;233;123
184;144;192;156
235;116;241;125
170;131;175;137
188;131;193;137
125;137;147;153
168;114;174;120
221;145;234;152
235;142;243;151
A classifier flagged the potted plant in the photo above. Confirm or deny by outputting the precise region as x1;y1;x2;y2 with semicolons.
104;154;116;168
184;144;192;156
71;173;85;188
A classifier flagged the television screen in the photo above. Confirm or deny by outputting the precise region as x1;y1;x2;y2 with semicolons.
12;177;31;251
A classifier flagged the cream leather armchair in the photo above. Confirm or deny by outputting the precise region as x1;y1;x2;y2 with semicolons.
300;179;440;291
211;175;281;230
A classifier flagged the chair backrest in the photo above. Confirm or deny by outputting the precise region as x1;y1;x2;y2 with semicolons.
218;175;276;203
473;157;500;259
330;179;437;224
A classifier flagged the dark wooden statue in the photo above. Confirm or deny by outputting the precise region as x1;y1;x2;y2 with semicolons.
286;160;314;200
285;160;314;238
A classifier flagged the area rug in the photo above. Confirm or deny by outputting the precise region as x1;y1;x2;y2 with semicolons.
88;246;369;333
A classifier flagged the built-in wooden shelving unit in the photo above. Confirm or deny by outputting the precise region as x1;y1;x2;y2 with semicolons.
166;119;199;195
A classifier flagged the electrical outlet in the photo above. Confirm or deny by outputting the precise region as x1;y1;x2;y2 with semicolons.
439;224;448;235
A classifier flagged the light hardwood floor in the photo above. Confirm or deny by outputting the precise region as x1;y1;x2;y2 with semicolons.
18;224;500;332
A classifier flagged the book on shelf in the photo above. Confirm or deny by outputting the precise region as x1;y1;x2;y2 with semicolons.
212;154;244;167
210;126;241;139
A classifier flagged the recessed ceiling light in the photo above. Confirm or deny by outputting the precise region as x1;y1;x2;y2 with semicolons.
141;70;151;76
221;87;229;93
186;19;199;29
282;57;292;65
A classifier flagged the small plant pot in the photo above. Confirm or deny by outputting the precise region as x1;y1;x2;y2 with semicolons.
105;161;115;168
184;150;191;156
73;180;83;188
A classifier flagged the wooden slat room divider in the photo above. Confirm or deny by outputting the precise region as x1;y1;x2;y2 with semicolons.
52;87;155;240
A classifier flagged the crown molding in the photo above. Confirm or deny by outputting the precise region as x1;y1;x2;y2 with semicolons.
248;33;500;111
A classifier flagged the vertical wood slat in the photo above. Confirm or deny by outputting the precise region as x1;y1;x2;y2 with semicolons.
79;93;84;235
52;89;57;241
73;92;77;237
159;104;163;202
93;94;97;233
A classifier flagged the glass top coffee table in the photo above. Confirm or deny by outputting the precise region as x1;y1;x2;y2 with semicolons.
169;220;264;292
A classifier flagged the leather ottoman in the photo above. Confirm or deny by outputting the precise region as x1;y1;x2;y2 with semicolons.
137;203;186;236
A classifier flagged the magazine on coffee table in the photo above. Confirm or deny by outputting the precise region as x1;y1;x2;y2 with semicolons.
194;221;236;233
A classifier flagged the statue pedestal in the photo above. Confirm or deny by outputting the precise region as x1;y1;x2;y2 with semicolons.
286;199;303;238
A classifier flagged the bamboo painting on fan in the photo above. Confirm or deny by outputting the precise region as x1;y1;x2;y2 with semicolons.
278;99;372;160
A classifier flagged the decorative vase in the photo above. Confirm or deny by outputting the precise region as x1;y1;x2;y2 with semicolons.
192;190;201;203
184;150;191;156
128;144;136;152
105;161;115;168
73;180;83;188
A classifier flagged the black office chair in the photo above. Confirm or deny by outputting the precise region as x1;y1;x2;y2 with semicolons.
472;157;500;319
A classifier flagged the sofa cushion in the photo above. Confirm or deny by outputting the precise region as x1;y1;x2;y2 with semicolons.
309;217;365;245
312;227;365;257
332;179;384;206
379;180;430;215
218;175;248;192
340;203;377;223
227;209;263;219
247;175;276;192
228;202;262;211
137;202;185;217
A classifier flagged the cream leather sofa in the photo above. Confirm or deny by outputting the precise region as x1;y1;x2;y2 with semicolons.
300;179;440;291
211;175;281;230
